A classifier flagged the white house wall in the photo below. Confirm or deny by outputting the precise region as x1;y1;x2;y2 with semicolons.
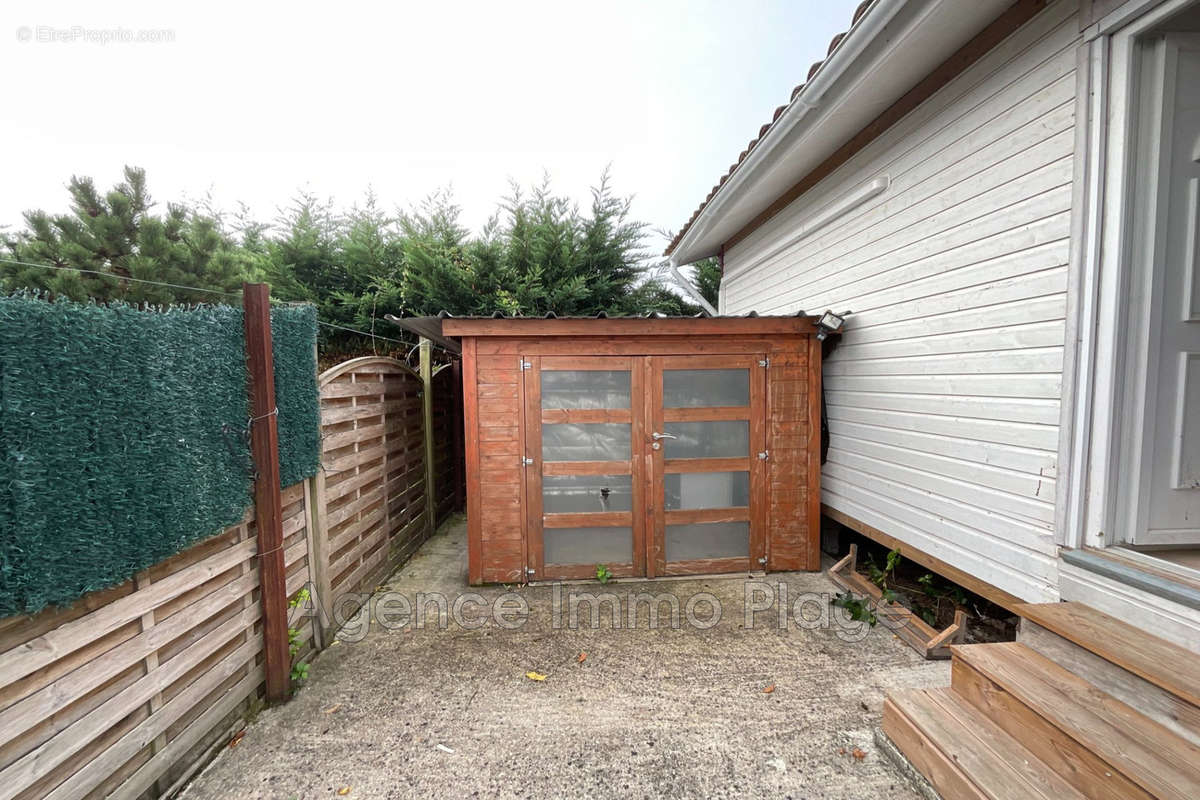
722;0;1082;602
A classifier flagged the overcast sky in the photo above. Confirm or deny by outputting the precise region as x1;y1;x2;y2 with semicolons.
1;1;860;253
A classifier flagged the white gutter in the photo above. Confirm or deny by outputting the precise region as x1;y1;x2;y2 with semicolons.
673;0;909;258
667;258;718;316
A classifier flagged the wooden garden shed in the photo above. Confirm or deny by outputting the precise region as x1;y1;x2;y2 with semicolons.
419;315;832;584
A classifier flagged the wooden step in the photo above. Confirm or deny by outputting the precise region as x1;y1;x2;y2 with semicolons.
952;641;1200;800
1019;616;1200;747
883;687;1087;800
1014;601;1200;707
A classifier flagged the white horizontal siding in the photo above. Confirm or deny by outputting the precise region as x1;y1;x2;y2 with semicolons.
722;0;1083;602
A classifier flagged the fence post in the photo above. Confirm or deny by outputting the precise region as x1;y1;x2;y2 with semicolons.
243;282;291;702
303;473;330;648
420;338;437;536
451;359;466;511
303;338;331;649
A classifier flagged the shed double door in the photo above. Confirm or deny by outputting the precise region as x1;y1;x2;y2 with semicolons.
523;354;767;580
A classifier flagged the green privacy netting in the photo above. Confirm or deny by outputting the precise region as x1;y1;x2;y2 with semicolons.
271;305;321;488
0;296;320;616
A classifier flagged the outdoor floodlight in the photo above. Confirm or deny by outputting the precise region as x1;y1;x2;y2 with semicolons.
815;310;845;341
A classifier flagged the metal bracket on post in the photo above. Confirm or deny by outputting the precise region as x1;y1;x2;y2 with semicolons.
419;338;437;536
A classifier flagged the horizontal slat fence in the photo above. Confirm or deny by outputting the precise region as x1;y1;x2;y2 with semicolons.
0;350;464;800
316;357;432;616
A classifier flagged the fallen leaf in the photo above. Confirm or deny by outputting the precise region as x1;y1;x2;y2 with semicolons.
337;788;351;796
577;652;587;663
838;747;846;755
525;671;547;681
762;684;776;694
323;703;342;714
852;748;866;761
228;730;246;748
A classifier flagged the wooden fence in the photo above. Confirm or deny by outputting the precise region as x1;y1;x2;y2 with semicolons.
0;351;463;800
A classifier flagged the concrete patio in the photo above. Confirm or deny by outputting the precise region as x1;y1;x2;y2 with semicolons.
182;517;947;799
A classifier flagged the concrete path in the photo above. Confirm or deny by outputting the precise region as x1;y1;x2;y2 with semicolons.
183;517;947;799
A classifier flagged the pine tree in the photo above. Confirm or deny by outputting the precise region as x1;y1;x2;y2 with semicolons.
2;166;251;304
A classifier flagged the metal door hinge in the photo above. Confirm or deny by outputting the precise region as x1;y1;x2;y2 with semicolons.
522;457;534;466
758;358;769;367
757;450;769;461
520;360;533;370
526;566;536;575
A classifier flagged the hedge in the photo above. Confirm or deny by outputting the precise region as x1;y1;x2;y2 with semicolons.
0;296;320;615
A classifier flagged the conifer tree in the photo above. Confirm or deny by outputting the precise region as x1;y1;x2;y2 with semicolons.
2;166;703;353
2;166;250;304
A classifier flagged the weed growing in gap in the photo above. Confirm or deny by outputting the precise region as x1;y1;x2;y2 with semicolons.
914;572;969;627
287;588;311;689
829;547;903;627
831;592;877;626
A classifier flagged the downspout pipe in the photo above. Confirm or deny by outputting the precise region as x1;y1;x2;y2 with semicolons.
667;257;718;317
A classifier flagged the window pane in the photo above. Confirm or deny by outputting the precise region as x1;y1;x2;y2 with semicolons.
541;370;630;409
663;369;750;407
543;474;633;513
663;421;749;459
665;471;749;510
666;522;749;561
543;423;631;461
544;526;633;565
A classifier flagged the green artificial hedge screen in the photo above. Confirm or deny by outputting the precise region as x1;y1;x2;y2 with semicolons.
0;296;320;616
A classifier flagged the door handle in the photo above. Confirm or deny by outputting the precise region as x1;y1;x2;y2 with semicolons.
651;432;677;440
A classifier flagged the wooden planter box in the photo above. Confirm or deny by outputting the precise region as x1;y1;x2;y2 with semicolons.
829;544;968;659
441;316;830;584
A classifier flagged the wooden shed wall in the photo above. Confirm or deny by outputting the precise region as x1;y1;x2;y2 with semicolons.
461;332;822;583
463;339;527;584
766;337;822;571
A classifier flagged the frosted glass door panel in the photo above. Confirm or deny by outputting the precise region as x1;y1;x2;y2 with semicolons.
664;472;749;510
663;369;750;407
544;526;633;565
542;423;631;461
663;421;749;459
543;474;633;513
541;370;630;409
665;522;750;561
